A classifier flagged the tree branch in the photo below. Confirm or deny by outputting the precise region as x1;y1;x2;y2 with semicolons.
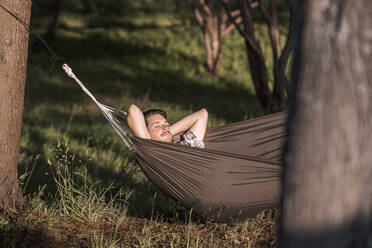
251;0;259;8
222;17;242;36
200;0;212;16
230;9;240;17
222;0;259;37
279;0;295;90
188;0;204;27
219;0;260;53
259;0;271;24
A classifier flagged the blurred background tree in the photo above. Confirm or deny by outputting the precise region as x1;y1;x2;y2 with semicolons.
45;0;61;42
188;0;245;75
221;0;294;112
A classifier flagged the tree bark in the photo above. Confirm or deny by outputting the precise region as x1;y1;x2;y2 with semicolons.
0;0;31;209
280;0;372;247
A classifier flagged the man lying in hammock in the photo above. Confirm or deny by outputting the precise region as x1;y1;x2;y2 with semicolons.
127;104;208;148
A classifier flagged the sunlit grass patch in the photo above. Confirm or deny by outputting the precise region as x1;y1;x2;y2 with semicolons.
58;13;88;29
52;165;131;222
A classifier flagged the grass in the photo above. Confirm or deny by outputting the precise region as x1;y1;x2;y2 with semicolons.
2;0;289;246
5;151;279;247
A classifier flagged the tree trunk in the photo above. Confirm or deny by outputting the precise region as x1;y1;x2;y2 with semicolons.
262;0;285;112
0;0;31;209
236;0;272;110
244;42;271;109
45;0;61;42
271;59;285;112
204;15;224;74
279;1;372;247
222;0;293;113
189;0;238;75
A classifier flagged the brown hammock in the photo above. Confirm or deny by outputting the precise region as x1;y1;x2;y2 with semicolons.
131;111;286;223
61;63;286;223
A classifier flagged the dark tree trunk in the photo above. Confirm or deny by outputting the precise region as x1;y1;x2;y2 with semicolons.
271;59;285;112
262;0;285;112
0;0;31;209
280;0;372;247
222;0;293;113
244;41;271;109
234;0;271;110
45;0;61;42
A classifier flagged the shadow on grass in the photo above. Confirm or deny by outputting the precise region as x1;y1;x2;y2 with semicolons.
0;213;66;248
27;31;261;123
0;229;63;248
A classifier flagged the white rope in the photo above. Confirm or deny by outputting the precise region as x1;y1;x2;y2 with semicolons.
63;64;105;108
62;63;133;150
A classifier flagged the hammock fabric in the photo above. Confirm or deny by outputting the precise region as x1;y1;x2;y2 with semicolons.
62;63;286;223
132;112;286;222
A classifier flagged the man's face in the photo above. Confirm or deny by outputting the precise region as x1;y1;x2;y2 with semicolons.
146;114;172;142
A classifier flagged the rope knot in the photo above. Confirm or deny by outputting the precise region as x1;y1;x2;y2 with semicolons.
62;63;74;78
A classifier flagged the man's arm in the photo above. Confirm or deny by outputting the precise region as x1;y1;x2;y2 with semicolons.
169;108;208;141
127;104;151;139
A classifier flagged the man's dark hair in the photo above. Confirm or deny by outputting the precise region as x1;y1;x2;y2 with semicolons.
143;109;167;126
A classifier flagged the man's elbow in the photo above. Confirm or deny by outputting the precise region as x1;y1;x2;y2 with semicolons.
127;104;140;125
128;104;141;115
128;104;136;112
199;108;208;119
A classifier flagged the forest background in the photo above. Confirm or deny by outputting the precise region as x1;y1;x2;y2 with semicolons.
1;0;290;247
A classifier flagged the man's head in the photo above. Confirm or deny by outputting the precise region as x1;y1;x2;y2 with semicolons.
143;109;172;142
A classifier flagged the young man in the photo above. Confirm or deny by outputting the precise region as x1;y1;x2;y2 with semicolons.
127;104;208;148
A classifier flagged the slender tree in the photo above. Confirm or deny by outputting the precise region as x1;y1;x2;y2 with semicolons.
0;0;32;209
45;0;61;42
188;0;246;74
280;0;372;247
221;0;294;112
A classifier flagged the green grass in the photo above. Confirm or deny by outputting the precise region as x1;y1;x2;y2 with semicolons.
6;0;289;246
